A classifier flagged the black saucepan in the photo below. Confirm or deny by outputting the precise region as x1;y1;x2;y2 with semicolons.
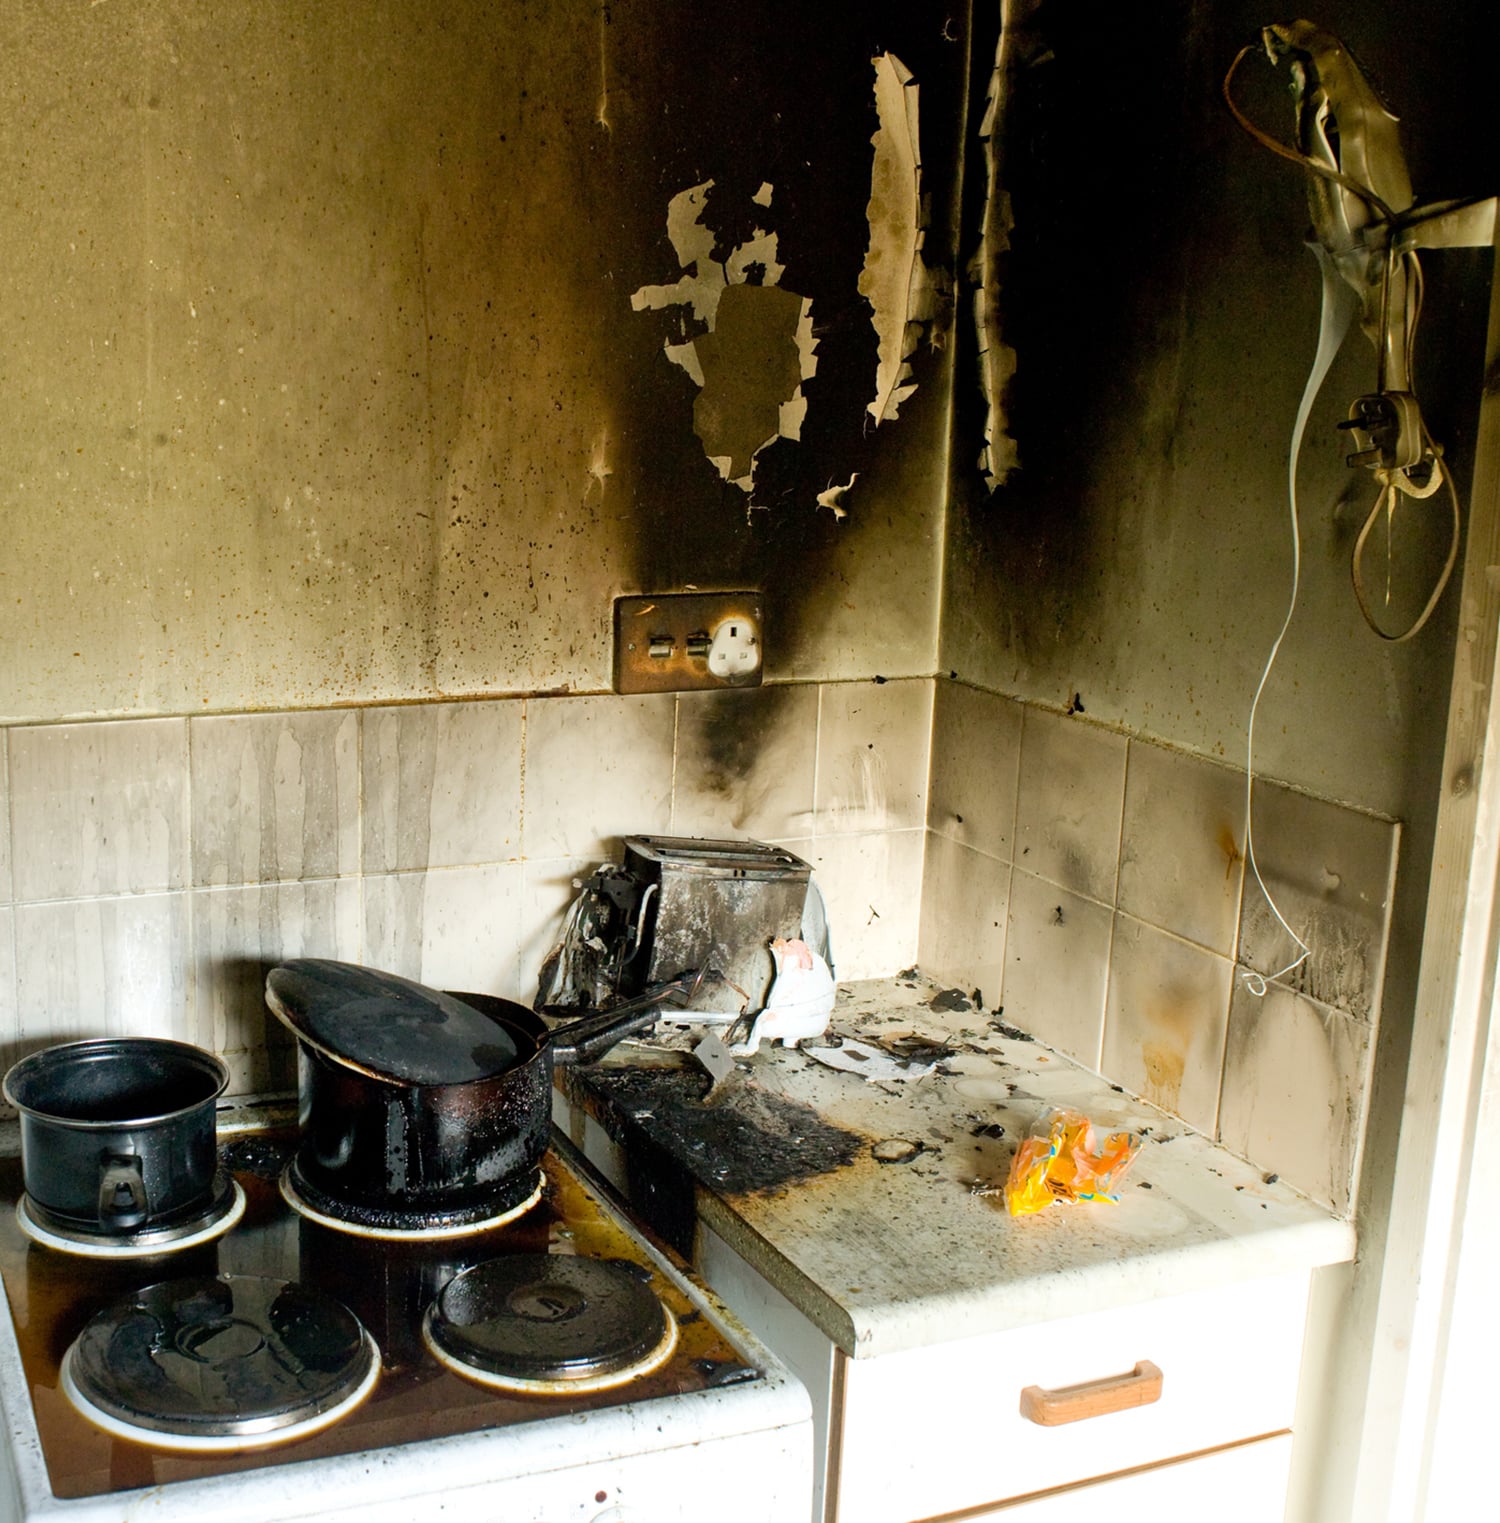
2;1037;229;1235
263;959;697;1233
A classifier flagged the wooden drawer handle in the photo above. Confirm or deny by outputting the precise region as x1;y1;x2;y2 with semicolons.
1019;1360;1163;1426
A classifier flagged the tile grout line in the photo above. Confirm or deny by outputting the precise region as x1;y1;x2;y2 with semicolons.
183;716;201;1052
1096;735;1131;1075
515;697;528;996
1;731;13;1050
668;693;681;835
994;700;1029;1016
355;707;367;966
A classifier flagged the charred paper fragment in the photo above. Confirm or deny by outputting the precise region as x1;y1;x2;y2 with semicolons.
859;53;934;427
806;1039;937;1084
928;988;971;1012
692;1029;739;1099
816;473;858;521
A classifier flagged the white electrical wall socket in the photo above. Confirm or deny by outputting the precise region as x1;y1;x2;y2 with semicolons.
708;617;760;681
614;592;764;694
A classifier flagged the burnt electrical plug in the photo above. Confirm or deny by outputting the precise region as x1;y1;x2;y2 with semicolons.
1339;392;1425;474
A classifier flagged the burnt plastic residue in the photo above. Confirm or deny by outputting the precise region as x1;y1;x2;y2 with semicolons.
928;988;971;1012
693;1357;759;1387
881;1035;955;1065
572;1067;863;1206
219;1134;295;1180
989;1018;1034;1043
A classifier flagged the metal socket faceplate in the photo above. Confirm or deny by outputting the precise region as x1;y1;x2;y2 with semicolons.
613;592;763;694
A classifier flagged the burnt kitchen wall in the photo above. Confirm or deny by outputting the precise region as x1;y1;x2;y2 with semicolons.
0;2;967;1076
931;5;1497;1519
0;0;965;719
926;0;1496;1215
930;0;1500;1193
943;0;1489;815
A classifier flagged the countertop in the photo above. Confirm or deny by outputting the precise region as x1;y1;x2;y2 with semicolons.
554;973;1355;1360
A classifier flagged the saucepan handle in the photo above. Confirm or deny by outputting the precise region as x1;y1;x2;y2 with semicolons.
546;969;706;1067
98;1152;149;1230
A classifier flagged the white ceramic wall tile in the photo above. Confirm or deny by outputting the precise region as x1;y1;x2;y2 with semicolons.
1237;782;1399;1022
1218;980;1374;1215
1101;915;1234;1134
1002;870;1112;1068
0;909;16;1062
363;863;528;1003
926;681;1021;861
0;741;11;903
362;700;524;873
815;680;933;836
517;857;598;1009
13;894;191;1045
1013;707;1126;904
918;833;1009;1009
799;830;924;981
1118;741;1245;955
673;686;818;842
191;880;362;1078
360;871;427;984
190;709;359;888
524;694;675;860
9;719;189;901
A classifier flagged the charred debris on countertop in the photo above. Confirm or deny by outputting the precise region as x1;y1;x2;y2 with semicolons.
921;985;1037;1046
556;978;1091;1246
560;1064;865;1253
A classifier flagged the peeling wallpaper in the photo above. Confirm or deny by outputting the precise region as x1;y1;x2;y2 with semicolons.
0;1;966;722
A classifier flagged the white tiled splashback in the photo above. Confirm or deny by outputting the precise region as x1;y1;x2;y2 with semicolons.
0;674;1392;1218
0;681;930;1094
920;680;1399;1217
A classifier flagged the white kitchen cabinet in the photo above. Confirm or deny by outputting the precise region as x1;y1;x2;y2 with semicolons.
957;1433;1293;1520
555;976;1348;1523
700;1224;1309;1523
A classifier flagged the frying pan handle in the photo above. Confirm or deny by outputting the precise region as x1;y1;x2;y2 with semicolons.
547;970;705;1067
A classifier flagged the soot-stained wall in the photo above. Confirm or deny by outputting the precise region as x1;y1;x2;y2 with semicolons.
0;1;967;721
944;0;1492;824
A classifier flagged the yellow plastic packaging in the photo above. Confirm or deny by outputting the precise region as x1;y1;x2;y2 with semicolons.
1003;1107;1141;1217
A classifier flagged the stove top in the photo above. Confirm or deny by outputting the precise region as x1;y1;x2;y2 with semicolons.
0;1122;811;1522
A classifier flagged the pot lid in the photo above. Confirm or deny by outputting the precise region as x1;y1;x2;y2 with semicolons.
265;960;523;1086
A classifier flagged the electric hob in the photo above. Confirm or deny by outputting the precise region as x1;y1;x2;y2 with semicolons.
0;1117;811;1522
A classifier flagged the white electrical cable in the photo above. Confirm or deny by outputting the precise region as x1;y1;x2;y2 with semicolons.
1240;245;1357;997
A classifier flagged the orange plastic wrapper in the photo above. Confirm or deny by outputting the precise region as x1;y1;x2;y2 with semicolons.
1003;1107;1141;1217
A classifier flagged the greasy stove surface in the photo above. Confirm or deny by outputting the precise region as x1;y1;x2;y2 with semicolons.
0;1133;747;1500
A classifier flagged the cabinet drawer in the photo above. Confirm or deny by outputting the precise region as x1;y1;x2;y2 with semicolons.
957;1433;1293;1521
833;1273;1307;1523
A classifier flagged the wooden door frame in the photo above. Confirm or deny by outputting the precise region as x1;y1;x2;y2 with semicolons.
1347;197;1500;1523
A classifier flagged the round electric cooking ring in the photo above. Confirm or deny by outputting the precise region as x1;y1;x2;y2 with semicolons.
278;1165;545;1241
16;1177;247;1260
60;1336;381;1452
421;1254;679;1395
60;1275;382;1451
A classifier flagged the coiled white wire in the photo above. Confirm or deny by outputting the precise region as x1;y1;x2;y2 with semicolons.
1240;246;1357;996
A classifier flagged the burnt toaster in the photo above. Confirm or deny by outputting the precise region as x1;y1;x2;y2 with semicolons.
537;836;812;1018
619;836;812;1015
